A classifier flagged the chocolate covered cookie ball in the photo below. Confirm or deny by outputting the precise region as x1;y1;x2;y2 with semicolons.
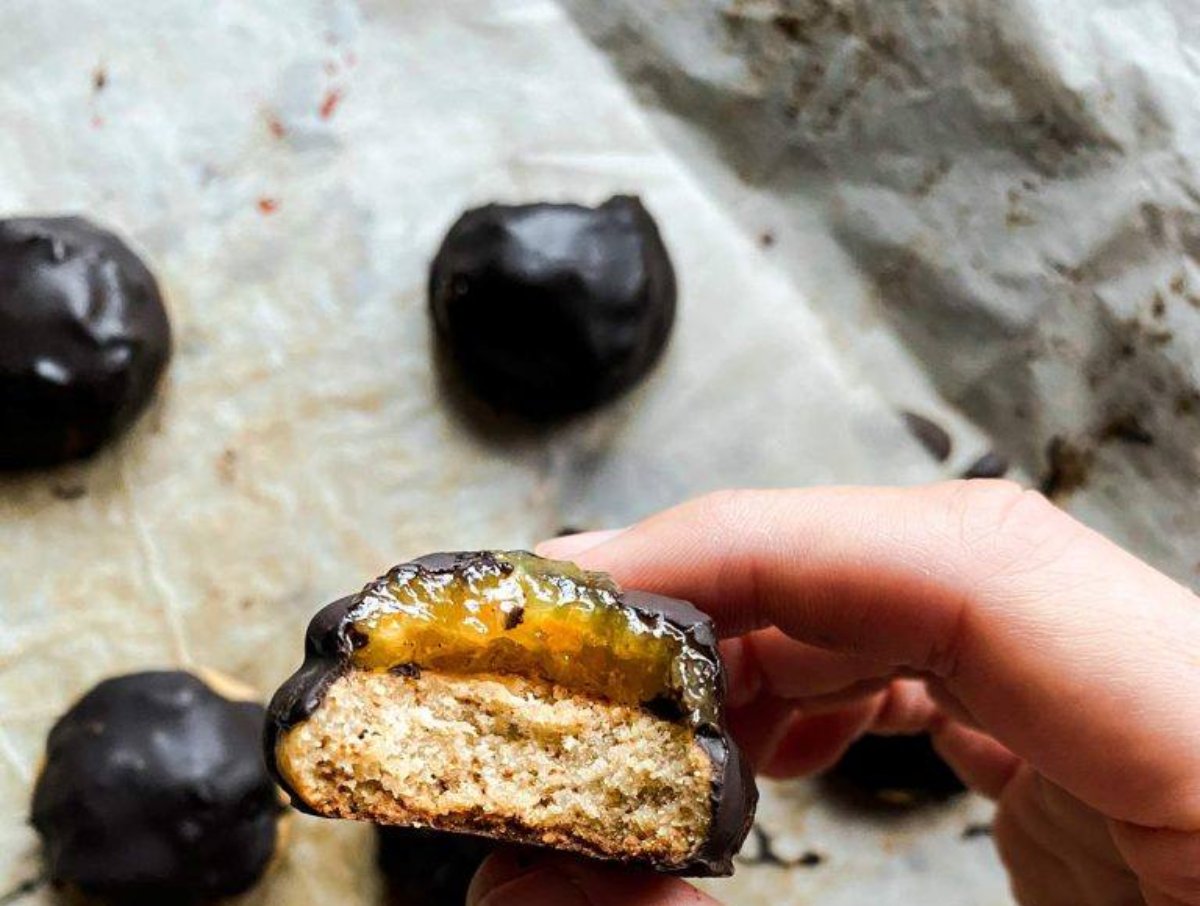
430;196;675;420
0;217;171;469
31;671;281;903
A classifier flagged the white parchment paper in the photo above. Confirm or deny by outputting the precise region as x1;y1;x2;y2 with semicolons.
8;0;1195;903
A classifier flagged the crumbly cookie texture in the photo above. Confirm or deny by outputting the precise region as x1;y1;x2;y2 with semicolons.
266;551;757;876
278;669;713;866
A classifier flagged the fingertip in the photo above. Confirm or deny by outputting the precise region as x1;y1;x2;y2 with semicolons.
759;702;878;778
467;849;587;906
535;528;627;561
468;850;721;906
932;722;1021;800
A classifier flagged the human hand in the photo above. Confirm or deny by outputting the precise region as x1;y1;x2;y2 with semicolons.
466;482;1200;906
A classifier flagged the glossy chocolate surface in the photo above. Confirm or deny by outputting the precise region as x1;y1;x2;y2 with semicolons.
0;217;171;469
266;551;756;876
347;551;722;728
429;196;675;419
31;671;280;903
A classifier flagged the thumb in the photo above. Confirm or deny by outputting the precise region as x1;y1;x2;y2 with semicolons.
467;849;722;906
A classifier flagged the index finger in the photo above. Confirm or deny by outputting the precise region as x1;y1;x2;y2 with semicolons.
538;482;1200;831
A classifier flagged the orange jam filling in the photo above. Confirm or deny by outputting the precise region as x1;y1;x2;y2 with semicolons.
348;552;715;724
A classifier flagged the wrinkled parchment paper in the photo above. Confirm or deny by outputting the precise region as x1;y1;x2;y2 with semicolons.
566;0;1200;581
7;0;1196;903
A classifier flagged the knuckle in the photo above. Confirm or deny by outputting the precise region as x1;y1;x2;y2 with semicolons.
940;479;1074;566
1115;822;1200;900
689;488;760;529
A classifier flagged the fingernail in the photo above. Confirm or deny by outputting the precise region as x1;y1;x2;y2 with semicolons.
467;850;590;906
535;528;626;560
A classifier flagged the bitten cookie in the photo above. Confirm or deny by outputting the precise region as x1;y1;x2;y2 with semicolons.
266;551;755;876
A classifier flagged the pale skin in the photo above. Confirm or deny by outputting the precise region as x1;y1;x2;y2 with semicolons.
464;481;1200;906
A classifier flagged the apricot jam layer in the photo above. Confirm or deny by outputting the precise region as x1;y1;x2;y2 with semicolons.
346;552;717;726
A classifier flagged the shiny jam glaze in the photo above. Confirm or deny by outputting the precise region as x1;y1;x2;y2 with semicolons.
347;552;718;726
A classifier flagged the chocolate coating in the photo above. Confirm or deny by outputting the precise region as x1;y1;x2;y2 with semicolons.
266;551;756;877
961;450;1009;480
0;216;171;469
31;671;281;903
828;733;967;806
902;411;953;463
429;197;676;419
377;827;491;906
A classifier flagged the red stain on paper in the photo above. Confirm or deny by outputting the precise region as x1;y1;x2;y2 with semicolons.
319;89;343;120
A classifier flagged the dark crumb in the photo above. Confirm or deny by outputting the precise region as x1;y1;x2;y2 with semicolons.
1005;207;1036;228
759;231;776;248
555;525;586;537
1039;437;1093;500
771;14;804;41
914;159;951;197
962;823;993;840
92;68;107;92
1147;328;1174;346
388;663;421;679
738;825;824;869
1099;413;1155;446
1151;293;1167;318
960;450;1009;480
824;734;966;809
1170;272;1187;294
502;605;525;631
50;483;87;501
902;411;953;462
